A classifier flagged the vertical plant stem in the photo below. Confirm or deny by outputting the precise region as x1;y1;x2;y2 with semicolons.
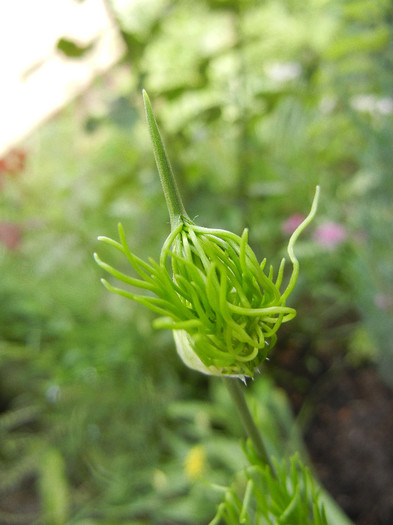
142;90;188;230
223;377;276;476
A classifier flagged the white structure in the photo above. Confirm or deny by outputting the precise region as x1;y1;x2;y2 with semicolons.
0;0;125;155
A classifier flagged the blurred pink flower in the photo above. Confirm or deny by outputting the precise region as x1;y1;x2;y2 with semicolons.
374;294;392;311
0;222;22;250
281;213;306;235
0;149;27;176
312;221;347;249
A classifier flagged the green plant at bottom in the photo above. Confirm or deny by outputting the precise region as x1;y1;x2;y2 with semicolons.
94;91;350;524
210;453;327;525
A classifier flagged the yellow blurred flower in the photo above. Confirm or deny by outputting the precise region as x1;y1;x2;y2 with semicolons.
184;445;207;480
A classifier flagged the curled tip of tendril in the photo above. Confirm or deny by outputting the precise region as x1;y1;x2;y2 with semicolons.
95;187;319;378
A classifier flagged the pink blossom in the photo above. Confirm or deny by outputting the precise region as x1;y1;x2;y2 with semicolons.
312;221;347;249
281;214;306;235
0;149;27;176
374;294;392;311
0;222;22;250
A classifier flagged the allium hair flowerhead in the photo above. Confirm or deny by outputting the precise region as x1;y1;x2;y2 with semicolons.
94;91;320;379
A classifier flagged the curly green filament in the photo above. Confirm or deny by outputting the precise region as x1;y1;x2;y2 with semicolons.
143;90;188;229
282;185;320;302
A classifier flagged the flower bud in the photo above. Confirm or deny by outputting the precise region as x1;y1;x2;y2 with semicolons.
159;218;296;377
95;91;319;379
95;191;319;379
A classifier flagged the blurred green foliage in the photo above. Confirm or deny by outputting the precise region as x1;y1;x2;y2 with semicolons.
1;0;392;523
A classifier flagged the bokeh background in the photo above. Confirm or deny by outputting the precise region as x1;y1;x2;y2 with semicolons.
1;1;392;524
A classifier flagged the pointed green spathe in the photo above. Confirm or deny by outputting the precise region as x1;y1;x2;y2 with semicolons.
143;90;188;229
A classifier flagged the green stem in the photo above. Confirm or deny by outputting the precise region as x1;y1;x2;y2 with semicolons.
223;377;276;476
142;90;188;229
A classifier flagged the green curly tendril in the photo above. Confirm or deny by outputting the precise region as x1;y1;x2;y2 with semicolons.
94;91;320;378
